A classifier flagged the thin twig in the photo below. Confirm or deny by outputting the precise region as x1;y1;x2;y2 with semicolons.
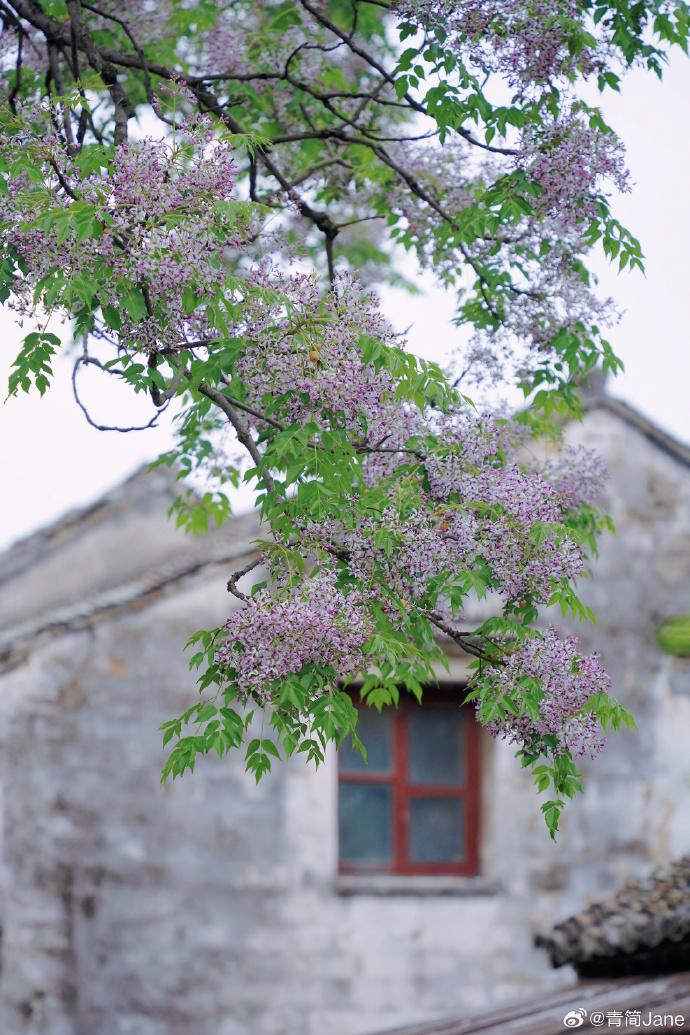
227;556;263;599
72;355;167;432
426;611;500;663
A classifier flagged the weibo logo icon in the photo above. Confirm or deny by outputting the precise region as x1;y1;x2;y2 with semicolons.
563;1008;587;1028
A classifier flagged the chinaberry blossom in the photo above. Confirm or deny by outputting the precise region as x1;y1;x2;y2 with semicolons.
0;105;251;351
214;382;606;734
298;411;598;610
235;268;403;438
393;0;605;88
366;129;626;385
216;569;373;702
518;115;630;231
541;445;608;509
481;626;611;757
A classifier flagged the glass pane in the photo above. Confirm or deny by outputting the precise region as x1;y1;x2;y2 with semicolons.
409;797;464;863
339;707;392;774
339;784;392;864
409;707;464;785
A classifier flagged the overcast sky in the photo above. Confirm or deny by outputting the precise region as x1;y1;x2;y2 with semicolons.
1;55;689;552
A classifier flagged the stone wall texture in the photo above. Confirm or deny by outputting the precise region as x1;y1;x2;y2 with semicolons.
1;396;689;1035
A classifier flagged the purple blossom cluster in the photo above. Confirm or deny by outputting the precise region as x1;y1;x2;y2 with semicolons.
0;105;250;350
216;398;604;718
541;445;608;508
393;0;604;88
460;223;620;386
362;132;625;384
481;626;611;757
420;417;586;604
235;268;403;437
299;412;595;609
375;140;478;263
518;115;630;232
216;569;373;702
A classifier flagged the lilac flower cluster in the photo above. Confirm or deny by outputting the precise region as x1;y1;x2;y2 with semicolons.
518;115;630;232
541;445;608;509
375;140;478;267
216;569;373;702
393;0;603;88
0;105;249;350
299;412;594;609
361;132;625;384
235;268;403;437
216;396;604;717
481;626;611;757
307;498;476;606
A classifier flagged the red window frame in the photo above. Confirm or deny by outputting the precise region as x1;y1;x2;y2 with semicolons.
338;688;481;877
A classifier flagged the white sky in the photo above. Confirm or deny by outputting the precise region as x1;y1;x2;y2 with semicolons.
1;55;689;552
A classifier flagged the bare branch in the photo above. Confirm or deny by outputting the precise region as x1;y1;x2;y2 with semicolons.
65;0;134;144
227;556;263;599
426;611;499;663
72;355;167;432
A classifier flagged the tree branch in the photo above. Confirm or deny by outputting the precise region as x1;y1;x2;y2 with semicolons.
227;556;263;599
426;611;499;663
72;355;167;432
65;0;134;144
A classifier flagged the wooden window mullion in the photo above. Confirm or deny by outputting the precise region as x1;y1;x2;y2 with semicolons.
393;707;408;874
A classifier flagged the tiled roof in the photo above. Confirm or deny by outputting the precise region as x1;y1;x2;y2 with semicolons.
371;972;690;1035
536;858;690;975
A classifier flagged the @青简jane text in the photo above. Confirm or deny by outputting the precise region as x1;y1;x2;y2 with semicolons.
563;1007;686;1028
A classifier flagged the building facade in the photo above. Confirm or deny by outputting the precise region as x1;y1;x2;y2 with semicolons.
1;388;690;1035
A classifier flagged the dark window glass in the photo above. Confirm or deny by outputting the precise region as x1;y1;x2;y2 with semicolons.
339;707;392;774
339;784;392;863
409;707;464;785
409;797;465;863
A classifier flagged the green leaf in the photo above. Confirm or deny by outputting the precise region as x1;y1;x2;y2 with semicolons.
102;304;122;330
656;614;690;657
7;331;60;397
124;289;148;324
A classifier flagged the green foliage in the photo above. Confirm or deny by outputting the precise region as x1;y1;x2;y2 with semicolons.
7;331;61;397
656;615;690;657
160;630;374;784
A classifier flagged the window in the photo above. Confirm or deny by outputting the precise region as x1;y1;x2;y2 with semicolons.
338;690;480;876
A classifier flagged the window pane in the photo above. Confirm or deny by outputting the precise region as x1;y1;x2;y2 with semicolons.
409;797;464;863
409;707;464;785
339;707;392;774
339;784;392;864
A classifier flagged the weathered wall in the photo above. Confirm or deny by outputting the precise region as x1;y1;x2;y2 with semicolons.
0;578;567;1035
0;403;689;1035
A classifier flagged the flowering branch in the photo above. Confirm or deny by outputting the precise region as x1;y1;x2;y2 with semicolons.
0;0;662;832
